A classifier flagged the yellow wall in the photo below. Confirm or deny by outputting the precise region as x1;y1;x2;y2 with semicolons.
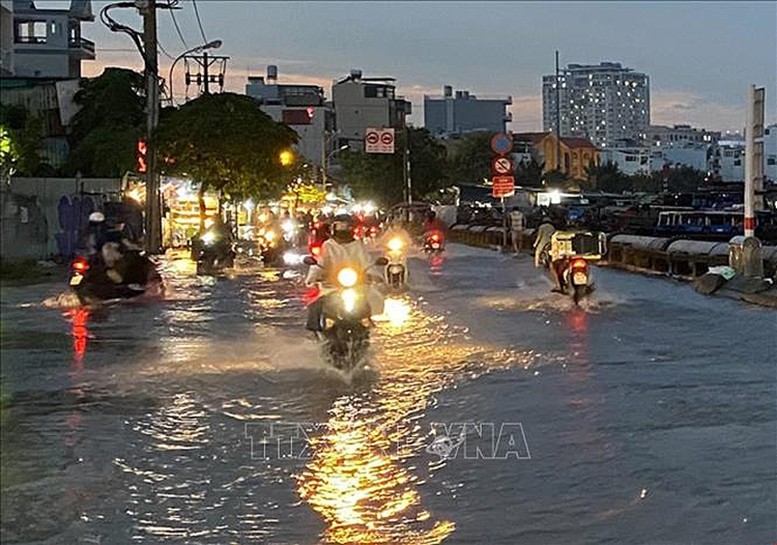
539;134;600;181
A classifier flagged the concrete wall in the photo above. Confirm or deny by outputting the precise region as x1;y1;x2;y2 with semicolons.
0;188;49;259
0;0;13;76
2;177;122;259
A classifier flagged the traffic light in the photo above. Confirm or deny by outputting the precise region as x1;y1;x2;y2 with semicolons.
137;139;147;173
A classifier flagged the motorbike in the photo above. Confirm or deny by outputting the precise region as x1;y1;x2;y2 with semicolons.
257;226;284;266
195;229;236;275
69;250;162;305
423;230;445;254
304;256;388;371
555;256;595;304
545;231;605;305
384;235;408;290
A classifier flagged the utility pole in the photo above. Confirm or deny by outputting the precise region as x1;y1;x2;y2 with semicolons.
403;117;412;204
183;52;228;98
142;0;162;253
743;83;765;278
555;50;561;173
203;51;209;94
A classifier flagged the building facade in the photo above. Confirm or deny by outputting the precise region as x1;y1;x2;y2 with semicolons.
542;62;650;149
331;70;411;150
513;132;599;181
1;0;13;76
245;66;335;166
646;124;720;148
10;0;95;79
423;86;512;137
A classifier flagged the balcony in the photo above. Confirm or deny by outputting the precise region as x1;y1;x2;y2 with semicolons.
68;36;95;59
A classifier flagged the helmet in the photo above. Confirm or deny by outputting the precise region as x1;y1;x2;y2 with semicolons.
89;211;105;223
331;214;354;243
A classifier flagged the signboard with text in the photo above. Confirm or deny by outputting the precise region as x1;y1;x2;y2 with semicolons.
492;176;515;198
365;128;395;154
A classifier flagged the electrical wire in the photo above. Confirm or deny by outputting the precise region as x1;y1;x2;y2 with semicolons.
169;7;189;49
191;0;207;42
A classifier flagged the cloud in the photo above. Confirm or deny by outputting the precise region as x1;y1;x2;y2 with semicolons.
83;56;768;133
650;90;750;132
509;95;543;132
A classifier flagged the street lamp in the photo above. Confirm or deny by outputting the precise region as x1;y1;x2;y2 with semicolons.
279;149;295;167
322;144;349;192
168;39;223;106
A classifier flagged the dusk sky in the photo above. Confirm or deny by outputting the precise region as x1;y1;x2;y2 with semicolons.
46;0;777;132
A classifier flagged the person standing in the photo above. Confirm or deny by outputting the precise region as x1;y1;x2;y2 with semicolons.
509;207;525;254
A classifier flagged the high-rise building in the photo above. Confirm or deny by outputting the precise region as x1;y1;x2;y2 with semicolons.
542;62;650;148
331;69;411;150
424;86;512;137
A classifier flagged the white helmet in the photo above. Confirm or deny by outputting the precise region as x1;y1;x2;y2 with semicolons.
89;212;105;223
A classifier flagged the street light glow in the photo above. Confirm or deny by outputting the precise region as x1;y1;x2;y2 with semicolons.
279;149;295;166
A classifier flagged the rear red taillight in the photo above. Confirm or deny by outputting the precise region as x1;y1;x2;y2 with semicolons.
311;245;321;256
72;257;89;273
571;258;588;270
431;233;441;242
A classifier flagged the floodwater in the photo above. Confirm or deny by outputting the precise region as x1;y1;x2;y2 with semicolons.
1;245;775;545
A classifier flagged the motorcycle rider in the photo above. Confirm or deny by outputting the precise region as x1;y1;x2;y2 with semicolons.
422;209;447;236
305;214;384;331
84;212;108;257
534;215;563;292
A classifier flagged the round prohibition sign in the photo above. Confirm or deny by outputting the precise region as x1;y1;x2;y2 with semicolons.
380;132;394;145
493;156;512;175
366;132;380;145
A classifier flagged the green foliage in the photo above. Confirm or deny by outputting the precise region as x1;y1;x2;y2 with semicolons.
447;131;494;185
338;127;449;206
0;104;47;176
156;92;298;200
586;161;705;194
515;157;544;188
67;67;146;177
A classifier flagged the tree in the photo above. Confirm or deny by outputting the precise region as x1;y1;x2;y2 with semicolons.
447;131;493;185
339;127;449;206
586;161;630;193
515;157;544;188
0;103;48;176
67;67;146;177
155;92;298;226
663;165;706;193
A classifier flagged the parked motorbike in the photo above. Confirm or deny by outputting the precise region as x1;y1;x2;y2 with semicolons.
305;256;388;371
69;250;162;305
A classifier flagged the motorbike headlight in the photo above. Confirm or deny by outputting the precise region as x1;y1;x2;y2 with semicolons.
388;237;404;252
341;288;359;313
337;267;358;288
202;231;217;245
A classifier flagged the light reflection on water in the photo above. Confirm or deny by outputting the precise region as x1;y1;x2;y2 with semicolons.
296;295;534;544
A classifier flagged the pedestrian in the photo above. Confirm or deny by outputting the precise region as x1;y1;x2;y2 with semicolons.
509;207;525;254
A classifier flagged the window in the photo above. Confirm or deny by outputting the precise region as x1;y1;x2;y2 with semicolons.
15;20;47;44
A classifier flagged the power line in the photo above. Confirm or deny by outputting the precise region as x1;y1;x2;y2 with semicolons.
191;0;207;42
169;6;188;49
158;40;175;61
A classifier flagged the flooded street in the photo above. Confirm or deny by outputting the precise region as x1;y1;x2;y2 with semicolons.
1;244;775;545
